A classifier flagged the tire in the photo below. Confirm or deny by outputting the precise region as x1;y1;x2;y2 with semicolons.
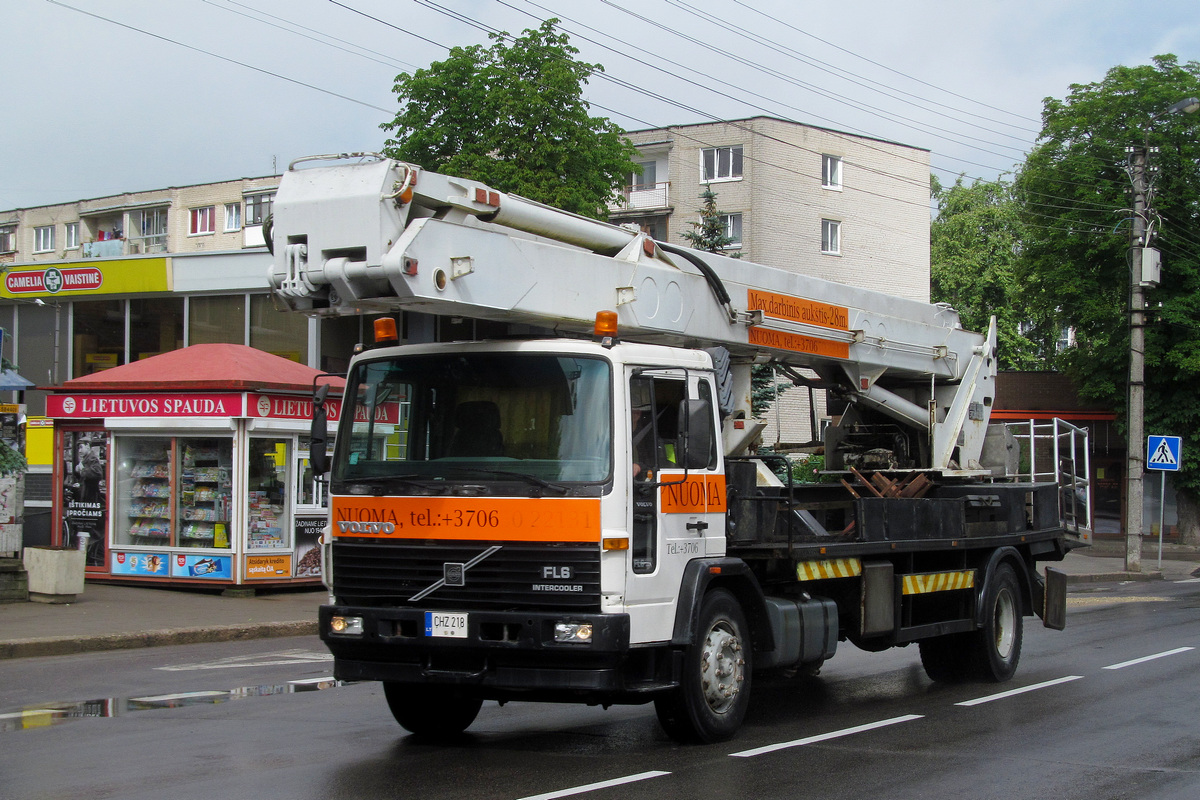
918;632;973;683
654;589;752;743
382;682;483;738
970;562;1023;682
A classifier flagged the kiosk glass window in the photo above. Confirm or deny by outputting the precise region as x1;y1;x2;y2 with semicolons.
296;434;331;509
248;438;290;550
114;436;233;549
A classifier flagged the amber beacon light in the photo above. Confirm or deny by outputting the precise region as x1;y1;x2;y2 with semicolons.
593;310;619;346
374;317;400;346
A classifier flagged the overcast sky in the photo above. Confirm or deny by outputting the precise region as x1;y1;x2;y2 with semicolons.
4;0;1198;212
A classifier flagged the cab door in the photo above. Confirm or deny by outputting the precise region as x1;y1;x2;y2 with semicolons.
624;370;724;644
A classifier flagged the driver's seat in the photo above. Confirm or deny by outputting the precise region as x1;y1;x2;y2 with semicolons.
448;400;505;457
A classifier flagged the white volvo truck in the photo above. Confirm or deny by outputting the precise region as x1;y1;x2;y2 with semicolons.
268;153;1088;743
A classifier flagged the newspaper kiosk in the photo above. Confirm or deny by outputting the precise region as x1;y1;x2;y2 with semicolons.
45;344;341;589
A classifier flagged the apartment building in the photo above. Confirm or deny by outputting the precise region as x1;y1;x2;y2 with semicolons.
0;175;386;547
609;116;932;445
0;175;395;414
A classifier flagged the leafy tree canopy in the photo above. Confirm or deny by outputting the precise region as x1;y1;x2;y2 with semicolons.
930;175;1049;370
381;19;638;219
1014;54;1200;495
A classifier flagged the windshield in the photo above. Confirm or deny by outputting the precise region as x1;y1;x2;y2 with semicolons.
332;352;612;490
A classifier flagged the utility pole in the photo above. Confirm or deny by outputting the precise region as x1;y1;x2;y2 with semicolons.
1124;144;1150;571
1123;97;1199;572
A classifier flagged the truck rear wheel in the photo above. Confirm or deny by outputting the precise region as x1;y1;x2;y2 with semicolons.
654;589;751;743
382;682;483;737
918;633;972;682
970;562;1023;681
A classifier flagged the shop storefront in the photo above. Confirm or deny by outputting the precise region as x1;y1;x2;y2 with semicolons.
45;344;340;589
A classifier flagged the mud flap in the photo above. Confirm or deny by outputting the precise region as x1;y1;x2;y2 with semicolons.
1041;567;1067;630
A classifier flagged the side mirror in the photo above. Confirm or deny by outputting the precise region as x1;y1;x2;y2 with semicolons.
676;399;714;470
310;383;330;475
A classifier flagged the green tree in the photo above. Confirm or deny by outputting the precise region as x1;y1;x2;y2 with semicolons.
381;19;638;219
1013;54;1200;539
930;175;1049;370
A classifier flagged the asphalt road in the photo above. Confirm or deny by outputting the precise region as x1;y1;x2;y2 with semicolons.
3;577;1199;800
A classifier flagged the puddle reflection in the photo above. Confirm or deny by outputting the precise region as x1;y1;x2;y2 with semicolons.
1;678;351;732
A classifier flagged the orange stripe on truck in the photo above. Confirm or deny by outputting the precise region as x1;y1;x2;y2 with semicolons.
330;496;601;542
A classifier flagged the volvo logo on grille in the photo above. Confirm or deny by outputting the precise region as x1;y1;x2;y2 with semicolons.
408;545;503;603
337;520;396;535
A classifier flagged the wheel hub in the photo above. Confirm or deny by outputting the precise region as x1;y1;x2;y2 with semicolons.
700;623;745;713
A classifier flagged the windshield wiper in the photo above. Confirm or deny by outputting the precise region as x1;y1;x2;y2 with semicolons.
445;467;569;495
341;474;448;495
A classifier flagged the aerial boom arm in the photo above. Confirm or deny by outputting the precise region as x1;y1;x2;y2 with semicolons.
269;155;997;469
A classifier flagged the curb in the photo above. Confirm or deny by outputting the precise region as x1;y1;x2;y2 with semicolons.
1065;571;1164;584
0;620;318;661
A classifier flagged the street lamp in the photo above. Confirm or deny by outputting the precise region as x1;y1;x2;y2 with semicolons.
1124;96;1199;572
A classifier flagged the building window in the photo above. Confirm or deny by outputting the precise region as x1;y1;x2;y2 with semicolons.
249;293;308;363
34;225;55;253
720;213;743;248
633;161;657;190
189;206;215;236
702;145;743;182
822;155;842;189
0;227;15;254
131;208;168;254
188;294;246;346
65;222;80;250
225;203;242;232
821;219;841;254
246;193;274;226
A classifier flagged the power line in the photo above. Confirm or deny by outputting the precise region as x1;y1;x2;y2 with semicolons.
45;0;393;113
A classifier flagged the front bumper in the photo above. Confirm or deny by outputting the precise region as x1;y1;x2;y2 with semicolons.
320;604;673;701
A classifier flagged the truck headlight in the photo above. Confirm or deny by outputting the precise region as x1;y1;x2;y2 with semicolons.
553;621;593;644
329;615;364;636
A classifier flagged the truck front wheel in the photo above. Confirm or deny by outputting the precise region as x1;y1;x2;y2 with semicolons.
654;589;752;743
382;682;483;737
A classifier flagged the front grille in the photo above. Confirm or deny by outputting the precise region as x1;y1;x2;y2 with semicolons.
332;540;602;612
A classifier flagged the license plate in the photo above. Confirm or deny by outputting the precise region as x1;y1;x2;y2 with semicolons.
425;611;468;638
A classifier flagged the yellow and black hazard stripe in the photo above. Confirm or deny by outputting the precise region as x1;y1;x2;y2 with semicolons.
796;558;862;581
901;569;976;595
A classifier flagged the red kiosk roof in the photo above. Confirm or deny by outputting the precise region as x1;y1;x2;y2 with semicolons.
51;344;344;393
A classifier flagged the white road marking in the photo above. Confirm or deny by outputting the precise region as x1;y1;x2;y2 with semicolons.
155;649;333;671
1104;646;1194;670
1176;578;1200;583
729;714;924;758
515;771;670;800
955;675;1083;707
129;690;228;703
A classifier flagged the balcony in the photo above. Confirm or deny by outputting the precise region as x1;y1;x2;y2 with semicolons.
127;234;167;255
82;239;125;259
610;181;670;213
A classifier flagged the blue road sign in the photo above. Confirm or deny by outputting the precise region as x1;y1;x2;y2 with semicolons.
1147;435;1182;471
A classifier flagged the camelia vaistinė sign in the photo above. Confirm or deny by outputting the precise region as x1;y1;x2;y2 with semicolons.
6;266;103;294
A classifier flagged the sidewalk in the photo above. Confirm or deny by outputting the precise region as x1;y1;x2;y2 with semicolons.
0;542;1197;661
0;582;325;660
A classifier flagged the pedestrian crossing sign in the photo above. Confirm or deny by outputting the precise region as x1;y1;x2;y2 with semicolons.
1146;435;1182;471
